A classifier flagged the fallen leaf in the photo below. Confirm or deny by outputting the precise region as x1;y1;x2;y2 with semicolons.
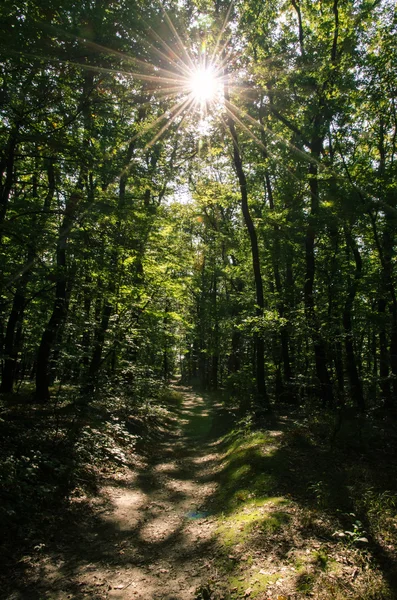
244;588;252;597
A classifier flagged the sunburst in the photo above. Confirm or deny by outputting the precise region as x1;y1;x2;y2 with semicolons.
188;66;221;105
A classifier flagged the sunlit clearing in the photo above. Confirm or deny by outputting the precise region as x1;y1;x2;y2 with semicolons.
189;67;219;104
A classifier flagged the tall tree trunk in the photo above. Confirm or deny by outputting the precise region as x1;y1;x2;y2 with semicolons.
1;160;55;393
0;124;19;244
304;137;333;406
263;156;294;401
1;278;27;393
35;193;79;401
226;92;269;407
211;271;219;390
342;228;365;411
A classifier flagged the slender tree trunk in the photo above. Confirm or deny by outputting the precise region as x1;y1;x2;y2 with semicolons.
369;210;395;408
1;280;27;392
211;272;219;390
304;142;333;406
35;194;78;401
264;161;294;401
0;125;19;244
226;95;269;407
1;160;55;393
343;228;365;411
88;300;113;381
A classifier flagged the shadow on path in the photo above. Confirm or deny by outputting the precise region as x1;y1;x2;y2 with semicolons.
5;387;227;600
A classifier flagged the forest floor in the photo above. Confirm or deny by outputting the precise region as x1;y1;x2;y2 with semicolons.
1;386;397;599
2;387;228;600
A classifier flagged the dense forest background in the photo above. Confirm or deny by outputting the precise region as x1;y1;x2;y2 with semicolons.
1;1;397;597
1;0;397;412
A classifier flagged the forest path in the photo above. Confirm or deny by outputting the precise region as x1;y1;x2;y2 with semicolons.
40;387;225;600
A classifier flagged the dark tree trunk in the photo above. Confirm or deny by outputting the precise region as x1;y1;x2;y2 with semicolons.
0;125;19;244
378;297;392;407
211;272;219;390
304;149;333;406
88;300;112;383
226;94;269;407
369;209;395;408
35;194;78;401
1;160;55;393
1;282;26;393
263;159;294;401
343;229;365;411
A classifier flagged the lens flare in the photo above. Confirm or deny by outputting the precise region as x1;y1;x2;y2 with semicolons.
189;67;219;104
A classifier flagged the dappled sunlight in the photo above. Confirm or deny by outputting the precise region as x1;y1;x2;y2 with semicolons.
101;488;148;531
139;515;181;544
5;388;397;599
0;388;226;599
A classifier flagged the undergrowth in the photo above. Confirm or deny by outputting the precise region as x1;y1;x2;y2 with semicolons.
203;405;397;600
0;376;183;568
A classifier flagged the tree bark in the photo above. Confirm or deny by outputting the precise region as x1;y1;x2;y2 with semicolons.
304;146;333;406
343;228;365;411
226;94;269;407
35;193;78;401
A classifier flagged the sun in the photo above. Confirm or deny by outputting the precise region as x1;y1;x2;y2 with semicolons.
188;66;221;105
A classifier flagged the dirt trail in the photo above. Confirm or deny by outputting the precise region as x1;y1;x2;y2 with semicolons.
35;388;223;600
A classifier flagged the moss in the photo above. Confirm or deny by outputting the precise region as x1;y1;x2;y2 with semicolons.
213;427;287;517
227;571;281;598
217;500;290;547
296;570;315;595
311;548;329;570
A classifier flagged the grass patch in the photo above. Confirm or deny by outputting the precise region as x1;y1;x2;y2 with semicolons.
227;571;281;598
213;428;286;516
204;405;397;600
158;387;184;408
217;500;289;547
296;569;315;594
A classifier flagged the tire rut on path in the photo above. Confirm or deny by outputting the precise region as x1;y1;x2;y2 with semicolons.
37;388;223;600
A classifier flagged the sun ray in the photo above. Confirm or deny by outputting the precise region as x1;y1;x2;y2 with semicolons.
145;25;193;77
40;20;192;83
122;92;196;160
38;22;138;66
127;99;187;147
221;107;311;194
224;99;318;167
6;47;195;95
114;97;194;194
144;95;195;150
5;49;142;79
224;104;267;151
148;86;187;98
211;0;235;64
224;99;335;199
213;41;238;75
6;22;192;91
66;25;192;84
161;7;196;72
117;51;187;81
